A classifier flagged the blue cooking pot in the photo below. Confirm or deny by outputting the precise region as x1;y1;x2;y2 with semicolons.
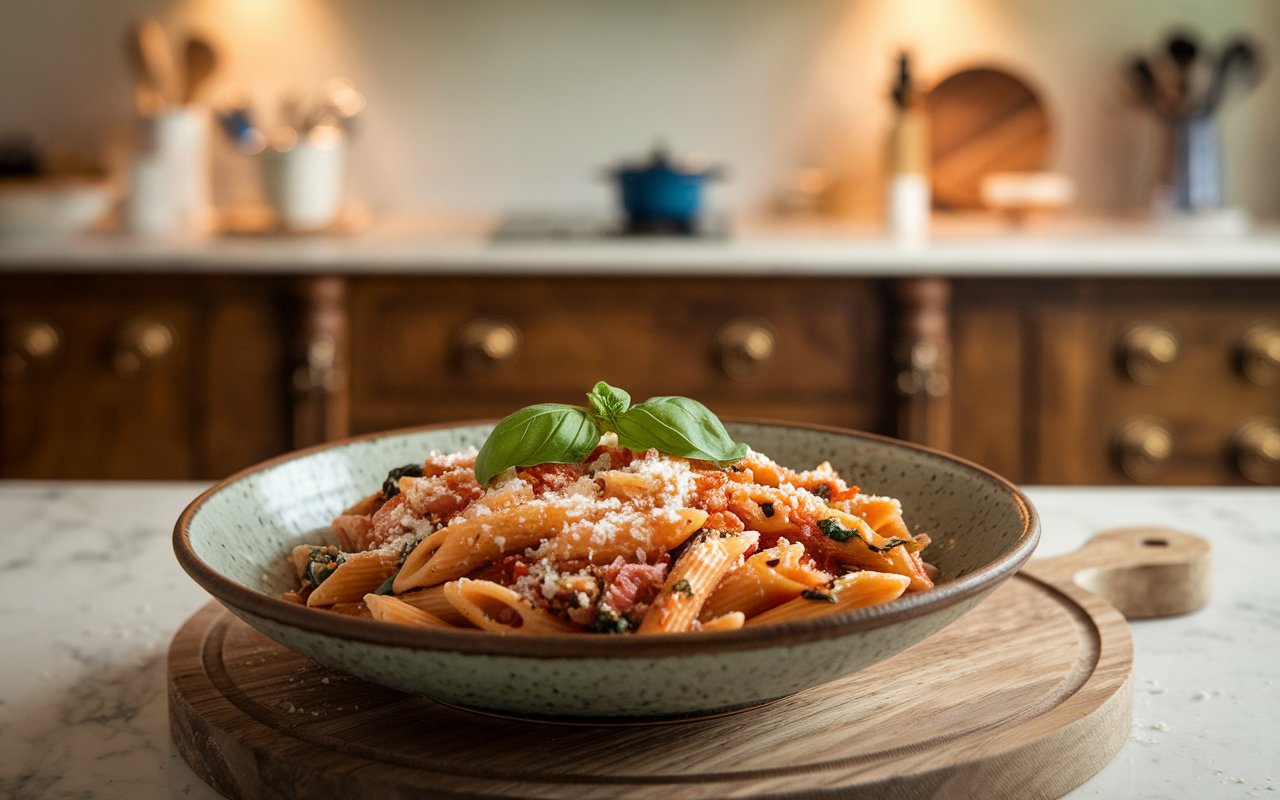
612;146;723;227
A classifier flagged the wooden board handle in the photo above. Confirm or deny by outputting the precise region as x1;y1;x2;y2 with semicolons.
1022;527;1211;620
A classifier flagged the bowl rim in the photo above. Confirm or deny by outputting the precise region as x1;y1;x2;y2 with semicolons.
174;419;1039;658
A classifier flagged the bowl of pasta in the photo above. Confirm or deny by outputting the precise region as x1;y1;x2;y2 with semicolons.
175;386;1038;720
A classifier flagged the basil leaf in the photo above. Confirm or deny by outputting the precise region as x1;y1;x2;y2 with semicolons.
613;396;749;466
586;381;631;424
474;403;601;485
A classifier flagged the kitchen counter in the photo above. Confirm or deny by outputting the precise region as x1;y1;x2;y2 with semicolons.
3;216;1280;276
0;482;1276;798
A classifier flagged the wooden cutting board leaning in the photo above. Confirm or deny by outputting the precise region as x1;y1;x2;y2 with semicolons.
169;527;1209;799
926;67;1052;210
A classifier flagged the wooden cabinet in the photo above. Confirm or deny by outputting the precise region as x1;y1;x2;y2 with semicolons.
949;279;1280;486
2;271;1277;485
347;277;888;434
0;275;293;479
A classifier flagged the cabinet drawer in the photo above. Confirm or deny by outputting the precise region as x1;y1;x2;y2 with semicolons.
1;286;195;478
1;275;292;480
349;277;887;433
1032;304;1280;485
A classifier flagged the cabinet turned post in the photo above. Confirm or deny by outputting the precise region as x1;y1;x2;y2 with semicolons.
293;276;350;447
893;277;953;451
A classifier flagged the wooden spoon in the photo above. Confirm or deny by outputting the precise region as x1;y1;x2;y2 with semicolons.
135;19;177;107
182;36;217;106
124;25;163;114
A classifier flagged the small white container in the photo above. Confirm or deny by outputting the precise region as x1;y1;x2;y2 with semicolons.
125;155;179;236
888;173;930;243
261;142;345;231
886;109;930;244
130;108;211;236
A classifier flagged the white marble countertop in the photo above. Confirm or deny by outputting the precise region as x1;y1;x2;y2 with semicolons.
0;482;1275;798
3;216;1280;277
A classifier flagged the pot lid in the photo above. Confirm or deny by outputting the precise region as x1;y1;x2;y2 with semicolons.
612;142;724;178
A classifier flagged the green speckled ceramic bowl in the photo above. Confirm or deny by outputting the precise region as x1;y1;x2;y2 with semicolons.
174;421;1038;720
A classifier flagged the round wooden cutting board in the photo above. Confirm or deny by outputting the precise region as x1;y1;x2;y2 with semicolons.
169;528;1208;799
926;67;1052;210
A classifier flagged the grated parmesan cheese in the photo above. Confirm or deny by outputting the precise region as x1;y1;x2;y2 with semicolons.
619;450;696;508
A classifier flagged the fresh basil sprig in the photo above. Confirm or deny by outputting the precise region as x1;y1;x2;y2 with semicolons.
473;381;749;485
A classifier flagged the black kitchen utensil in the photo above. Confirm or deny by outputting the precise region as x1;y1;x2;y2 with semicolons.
1200;38;1262;116
891;51;913;110
1166;30;1201;113
1128;56;1173;119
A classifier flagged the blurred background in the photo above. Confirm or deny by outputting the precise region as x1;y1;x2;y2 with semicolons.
1;0;1278;486
4;0;1279;217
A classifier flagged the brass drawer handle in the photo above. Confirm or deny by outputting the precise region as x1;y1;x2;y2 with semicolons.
2;318;63;378
1112;417;1174;481
1117;322;1180;384
896;340;949;398
715;318;777;380
112;317;176;376
1233;418;1280;484
454;317;521;372
1238;324;1280;386
293;333;340;393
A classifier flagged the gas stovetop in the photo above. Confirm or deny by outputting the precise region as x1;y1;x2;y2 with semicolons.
491;213;730;241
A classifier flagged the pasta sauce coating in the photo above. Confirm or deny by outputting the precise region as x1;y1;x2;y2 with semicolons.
285;445;933;633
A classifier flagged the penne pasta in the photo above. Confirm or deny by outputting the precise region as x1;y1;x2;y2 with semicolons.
832;495;909;538
820;509;934;592
391;528;450;592
328;601;372;619
395;503;568;591
451;478;535;522
726;485;800;536
395;585;473;627
443;579;580;634
700;540;829;621
597;470;660;501
545;507;706;564
287;427;934;635
364;593;456;629
745;571;911;626
699;611;746;632
638;530;758;634
306;550;400;607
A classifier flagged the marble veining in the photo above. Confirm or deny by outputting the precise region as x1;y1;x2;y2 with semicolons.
0;482;1276;798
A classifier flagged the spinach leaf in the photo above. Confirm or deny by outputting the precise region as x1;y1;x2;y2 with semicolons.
590;605;630;634
817;517;918;553
382;463;423;498
372;571;398;595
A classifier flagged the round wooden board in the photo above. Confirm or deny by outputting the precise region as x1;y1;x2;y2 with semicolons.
926;67;1051;210
169;571;1134;799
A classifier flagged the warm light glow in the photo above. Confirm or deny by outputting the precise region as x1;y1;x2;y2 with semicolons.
172;0;353;115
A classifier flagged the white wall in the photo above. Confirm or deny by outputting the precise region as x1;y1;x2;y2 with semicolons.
4;0;1278;219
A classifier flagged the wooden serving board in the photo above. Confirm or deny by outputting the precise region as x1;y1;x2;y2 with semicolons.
170;527;1209;799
